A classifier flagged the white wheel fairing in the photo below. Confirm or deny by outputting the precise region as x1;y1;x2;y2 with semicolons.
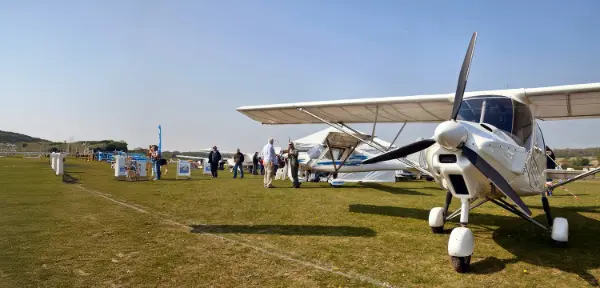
429;207;445;228
448;227;474;257
551;217;569;243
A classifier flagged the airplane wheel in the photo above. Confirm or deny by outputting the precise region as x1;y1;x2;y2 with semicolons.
450;256;471;273
428;207;445;234
551;217;568;247
448;227;473;273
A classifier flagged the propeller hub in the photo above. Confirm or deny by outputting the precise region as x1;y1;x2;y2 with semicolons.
434;121;468;150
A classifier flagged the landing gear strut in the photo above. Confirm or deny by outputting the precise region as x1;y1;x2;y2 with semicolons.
447;198;474;273
542;194;568;247
428;191;452;234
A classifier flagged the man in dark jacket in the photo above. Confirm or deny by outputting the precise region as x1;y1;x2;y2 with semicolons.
208;146;222;178
252;152;259;175
284;142;301;188
233;148;245;179
545;146;556;196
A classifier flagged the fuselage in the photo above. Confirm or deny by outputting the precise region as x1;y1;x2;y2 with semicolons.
298;151;414;173
422;94;548;199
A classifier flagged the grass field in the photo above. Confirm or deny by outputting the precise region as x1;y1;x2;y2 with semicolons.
1;157;600;287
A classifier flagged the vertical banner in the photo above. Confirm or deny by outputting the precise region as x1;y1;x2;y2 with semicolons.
158;125;162;154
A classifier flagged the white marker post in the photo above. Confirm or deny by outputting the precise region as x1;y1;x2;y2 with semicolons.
114;155;125;178
55;153;64;175
137;159;147;178
51;152;57;171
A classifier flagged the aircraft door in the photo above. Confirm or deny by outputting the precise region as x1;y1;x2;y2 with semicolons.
525;121;547;191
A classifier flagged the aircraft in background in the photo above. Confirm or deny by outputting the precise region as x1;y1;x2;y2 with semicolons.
283;126;427;185
237;32;600;273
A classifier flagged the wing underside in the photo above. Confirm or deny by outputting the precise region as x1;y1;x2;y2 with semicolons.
237;83;600;124
237;94;454;124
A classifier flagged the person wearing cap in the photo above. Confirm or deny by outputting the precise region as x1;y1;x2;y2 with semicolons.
284;142;300;188
260;138;276;188
233;148;245;179
208;146;222;178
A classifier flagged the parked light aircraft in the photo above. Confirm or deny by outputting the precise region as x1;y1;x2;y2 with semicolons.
236;32;600;273
286;126;424;185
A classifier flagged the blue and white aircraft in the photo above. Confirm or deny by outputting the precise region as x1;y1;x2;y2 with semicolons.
283;128;428;184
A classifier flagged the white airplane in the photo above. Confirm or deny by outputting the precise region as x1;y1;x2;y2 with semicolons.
285;127;425;185
237;32;600;273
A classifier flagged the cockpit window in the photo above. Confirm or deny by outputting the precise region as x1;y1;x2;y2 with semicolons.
457;95;533;146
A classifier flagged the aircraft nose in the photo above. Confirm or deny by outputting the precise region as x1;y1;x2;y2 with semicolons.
434;121;468;150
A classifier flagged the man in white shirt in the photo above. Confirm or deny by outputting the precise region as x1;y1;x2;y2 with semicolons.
261;138;276;188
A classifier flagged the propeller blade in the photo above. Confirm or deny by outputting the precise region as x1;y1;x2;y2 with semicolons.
461;146;531;216
450;32;478;121
362;139;435;165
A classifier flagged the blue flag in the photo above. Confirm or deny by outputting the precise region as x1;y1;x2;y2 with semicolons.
158;125;162;154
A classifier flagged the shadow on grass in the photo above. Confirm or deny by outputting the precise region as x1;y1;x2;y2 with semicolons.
349;203;600;285
470;257;517;275
349;204;430;219
62;173;80;184
190;224;376;237
155;178;207;181
357;183;434;196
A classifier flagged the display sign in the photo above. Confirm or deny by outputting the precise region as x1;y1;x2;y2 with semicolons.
177;161;191;179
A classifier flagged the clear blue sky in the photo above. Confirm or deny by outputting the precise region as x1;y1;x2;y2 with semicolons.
1;0;599;152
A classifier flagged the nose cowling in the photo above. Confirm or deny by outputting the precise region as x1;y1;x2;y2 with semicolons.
434;121;468;150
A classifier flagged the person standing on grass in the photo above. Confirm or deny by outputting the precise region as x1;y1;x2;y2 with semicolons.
284;142;300;188
233;148;245;179
208;146;221;178
545;146;557;196
150;145;161;180
273;152;280;174
252;152;259;175
159;158;168;174
261;138;276;188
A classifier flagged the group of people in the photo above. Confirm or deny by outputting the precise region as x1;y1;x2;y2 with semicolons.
205;146;246;179
260;138;300;188
205;138;301;188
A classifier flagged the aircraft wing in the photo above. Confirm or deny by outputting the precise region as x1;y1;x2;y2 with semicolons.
178;149;238;160
176;155;205;160
524;83;600;120
236;82;600;124
237;94;454;124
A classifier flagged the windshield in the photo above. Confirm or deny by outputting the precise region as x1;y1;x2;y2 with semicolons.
457;95;533;146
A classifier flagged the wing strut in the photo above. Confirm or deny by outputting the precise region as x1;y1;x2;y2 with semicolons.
335;142;359;173
371;105;379;143
387;122;407;151
325;139;337;172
